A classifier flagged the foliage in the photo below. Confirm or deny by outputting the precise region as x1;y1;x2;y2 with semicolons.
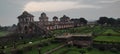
97;17;108;25
24;43;61;54
97;17;120;27
79;17;88;24
94;36;120;42
52;46;120;54
0;31;9;37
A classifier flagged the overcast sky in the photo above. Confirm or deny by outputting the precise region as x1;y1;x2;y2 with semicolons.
0;0;120;26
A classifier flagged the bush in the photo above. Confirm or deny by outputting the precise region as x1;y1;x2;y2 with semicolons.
24;46;32;51
79;49;86;54
50;40;58;43
38;43;44;47
76;45;82;48
110;48;118;53
87;47;92;51
43;42;50;46
67;44;72;47
0;50;5;54
107;33;112;36
98;47;105;51
11;49;23;54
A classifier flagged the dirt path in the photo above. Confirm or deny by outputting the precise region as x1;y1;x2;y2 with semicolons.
44;43;67;54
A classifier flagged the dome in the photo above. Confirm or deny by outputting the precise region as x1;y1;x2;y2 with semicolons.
41;12;46;16
60;15;69;19
18;11;34;18
53;16;58;19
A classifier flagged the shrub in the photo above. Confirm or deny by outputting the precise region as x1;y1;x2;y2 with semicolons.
110;47;118;53
87;47;93;51
24;46;32;51
98;47;105;51
38;43;44;47
79;49;86;54
0;50;5;54
43;42;49;46
50;40;58;43
107;33;112;36
11;49;23;54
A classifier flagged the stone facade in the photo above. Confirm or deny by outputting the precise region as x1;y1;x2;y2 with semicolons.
55;34;92;47
17;11;76;33
17;11;34;33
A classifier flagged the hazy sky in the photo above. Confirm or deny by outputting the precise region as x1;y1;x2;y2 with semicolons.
0;0;120;26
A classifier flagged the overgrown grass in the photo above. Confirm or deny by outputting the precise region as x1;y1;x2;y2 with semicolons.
5;37;54;54
52;47;68;54
0;31;9;37
102;29;120;35
2;26;120;54
52;26;93;36
52;46;120;54
87;48;119;54
24;43;61;54
94;36;120;42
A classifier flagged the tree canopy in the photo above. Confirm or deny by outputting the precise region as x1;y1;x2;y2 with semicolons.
97;17;120;26
79;17;88;24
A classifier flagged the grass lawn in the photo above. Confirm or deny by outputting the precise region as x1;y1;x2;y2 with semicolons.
52;26;94;35
24;49;39;54
66;51;80;54
52;46;120;54
52;46;85;54
40;43;61;53
24;43;62;54
52;26;118;36
52;47;68;54
87;48;119;54
102;29;120;35
5;38;54;54
94;36;120;42
25;47;120;54
0;31;9;37
2;26;120;54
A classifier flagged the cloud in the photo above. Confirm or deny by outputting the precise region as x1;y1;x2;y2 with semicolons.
23;1;101;12
99;0;119;3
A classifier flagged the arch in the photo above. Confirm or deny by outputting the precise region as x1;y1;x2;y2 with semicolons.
24;26;28;30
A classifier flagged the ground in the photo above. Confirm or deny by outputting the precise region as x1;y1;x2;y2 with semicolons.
0;31;9;37
24;43;61;54
1;26;120;54
52;46;120;54
94;36;120;42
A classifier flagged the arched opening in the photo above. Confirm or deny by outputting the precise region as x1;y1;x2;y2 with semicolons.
24;26;28;33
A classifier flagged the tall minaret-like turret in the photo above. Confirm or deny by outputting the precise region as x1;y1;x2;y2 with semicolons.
39;12;48;22
53;16;58;24
18;11;34;23
17;11;34;33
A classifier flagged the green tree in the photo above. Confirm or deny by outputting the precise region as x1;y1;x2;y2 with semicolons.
79;17;88;25
97;17;108;25
116;18;120;26
107;18;116;26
